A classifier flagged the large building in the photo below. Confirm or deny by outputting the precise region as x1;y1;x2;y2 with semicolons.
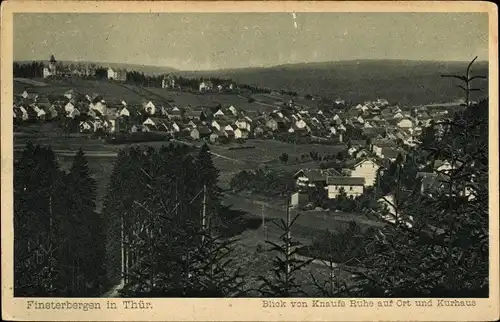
42;54;96;78
162;73;176;89
42;55;58;78
107;68;127;81
326;176;365;198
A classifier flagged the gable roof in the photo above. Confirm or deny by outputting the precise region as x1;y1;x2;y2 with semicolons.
326;176;365;186
381;147;403;159
353;158;382;169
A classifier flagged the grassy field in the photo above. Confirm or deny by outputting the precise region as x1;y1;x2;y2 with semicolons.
15;78;148;105
223;193;382;244
145;88;276;113
211;139;345;164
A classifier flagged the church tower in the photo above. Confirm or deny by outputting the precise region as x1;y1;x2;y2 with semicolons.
49;55;57;74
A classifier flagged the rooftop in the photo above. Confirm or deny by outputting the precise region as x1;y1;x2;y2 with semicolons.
326;176;365;186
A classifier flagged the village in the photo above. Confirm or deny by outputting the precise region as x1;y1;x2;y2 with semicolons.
12;55;471;229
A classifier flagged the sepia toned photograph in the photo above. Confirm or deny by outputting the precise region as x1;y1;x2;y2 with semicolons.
1;1;498;321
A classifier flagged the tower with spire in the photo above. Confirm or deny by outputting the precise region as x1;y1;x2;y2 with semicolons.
43;54;58;78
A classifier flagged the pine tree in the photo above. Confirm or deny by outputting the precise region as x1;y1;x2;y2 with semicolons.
195;143;223;230
14;143;63;296
258;208;311;297
64;148;103;295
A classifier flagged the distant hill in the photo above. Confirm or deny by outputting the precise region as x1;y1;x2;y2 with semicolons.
179;59;489;105
14;59;489;105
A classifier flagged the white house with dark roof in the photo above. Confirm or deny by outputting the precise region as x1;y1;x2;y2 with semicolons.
350;158;381;187
326;176;365;198
294;168;341;189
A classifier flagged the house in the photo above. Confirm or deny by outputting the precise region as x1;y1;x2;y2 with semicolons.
79;121;93;132
187;120;198;128
253;126;265;138
234;128;249;139
288;124;309;136
92;101;107;116
68;108;81;119
223;124;235;132
143;101;157;115
347;146;359;157
371;140;393;154
209;132;219;143
197;126;212;139
326;176;365;199
433;159;463;175
42;55;58;78
294;168;341;189
184;110;203;120
47;105;58;119
213;109;225;118
119;107;130;117
21;90;38;100
64;102;75;114
354;148;371;159
107;68;127;81
190;128;201;140
350;158;381;187
295;119;309;130
211;120;234;132
143;117;169;131
130;124;146;133
199;81;213;92
168;106;183;120
222;129;235;139
235;119;251;132
86;108;97;119
102;116;119;133
290;191;310;207
162;74;176;89
381;147;403;161
334;98;345;105
396;117;413;129
393;112;404;119
17;106;29;121
266;119;279;131
228;105;238;116
36;108;46;120
169;122;181;133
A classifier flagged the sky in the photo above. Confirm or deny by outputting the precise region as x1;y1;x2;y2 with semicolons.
14;13;489;71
